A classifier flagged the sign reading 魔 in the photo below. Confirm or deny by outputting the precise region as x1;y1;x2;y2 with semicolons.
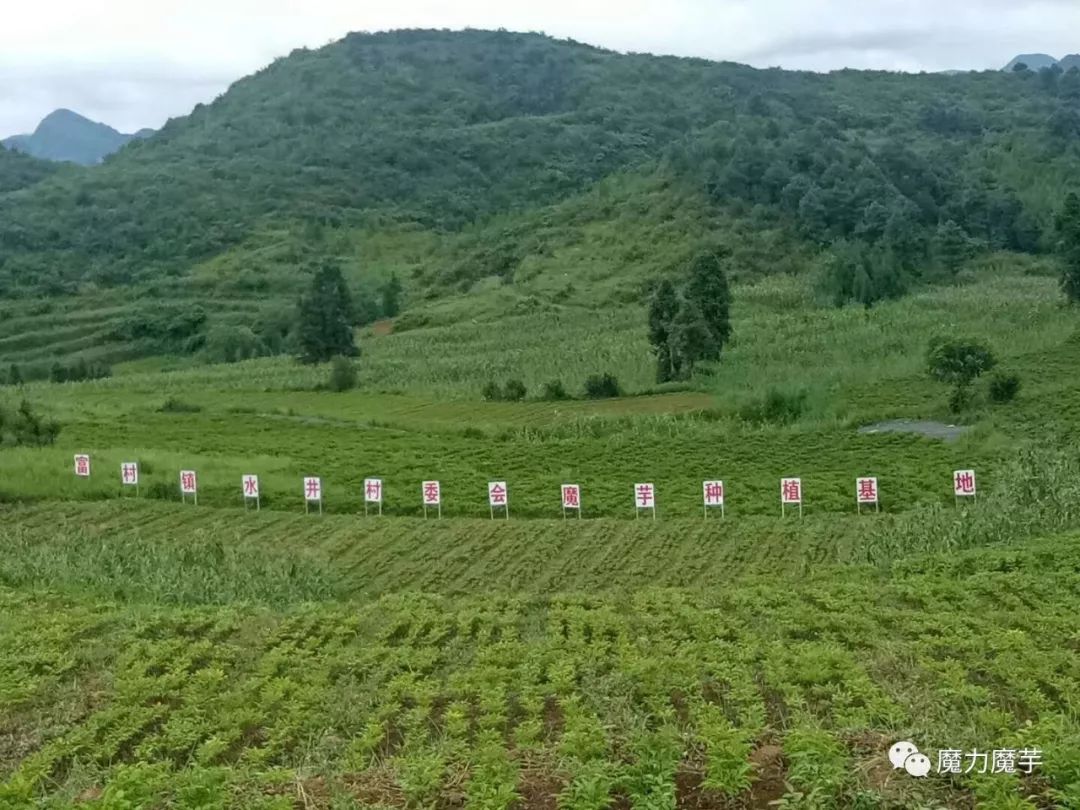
561;484;581;518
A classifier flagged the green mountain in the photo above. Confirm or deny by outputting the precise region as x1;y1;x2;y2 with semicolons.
0;142;59;192
2;30;1080;370
2;108;150;165
1003;53;1060;71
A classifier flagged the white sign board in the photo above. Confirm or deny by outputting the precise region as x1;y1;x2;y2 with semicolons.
954;469;977;498
562;484;581;510
74;454;91;478
364;478;383;503
781;477;802;505
422;480;441;506
304;476;322;502
180;470;198;495
121;462;139;486
634;483;656;510
488;481;508;507
242;475;260;499
703;480;725;507
856;477;879;504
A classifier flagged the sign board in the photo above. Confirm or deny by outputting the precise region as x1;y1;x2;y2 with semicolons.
634;482;656;518
74;454;91;478
856;476;879;511
242;474;260;510
954;469;977;501
121;462;139;487
304;476;323;513
561;484;581;517
180;470;198;504
488;481;509;519
364;478;383;515
422;480;441;518
703;480;725;517
781;477;802;517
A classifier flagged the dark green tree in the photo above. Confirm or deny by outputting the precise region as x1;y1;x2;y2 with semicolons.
1058;192;1080;303
296;263;358;364
669;297;717;378
684;249;732;359
380;273;404;318
648;279;680;383
6;363;21;386
934;220;972;276
927;337;997;412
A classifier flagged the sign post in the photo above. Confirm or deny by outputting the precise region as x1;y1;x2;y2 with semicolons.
953;469;977;506
74;454;91;479
364;478;383;516
634;483;656;520
561;484;582;519
304;477;323;514
856;476;879;513
703;480;725;519
422;480;441;519
121;462;139;497
781;477;802;518
488;481;509;520
242;474;260;511
180;470;198;505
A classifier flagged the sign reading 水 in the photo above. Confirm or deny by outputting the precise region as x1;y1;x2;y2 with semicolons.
242;474;260;510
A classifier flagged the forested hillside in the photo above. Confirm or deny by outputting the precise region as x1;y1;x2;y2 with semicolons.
0;144;58;193
1;29;1079;365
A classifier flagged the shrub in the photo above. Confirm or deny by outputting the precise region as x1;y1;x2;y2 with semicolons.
159;397;202;414
328;356;358;392
0;400;60;447
739;388;808;425
503;379;527;401
540;380;569;401
481;381;502;401
583;372;622;399
988;372;1021;403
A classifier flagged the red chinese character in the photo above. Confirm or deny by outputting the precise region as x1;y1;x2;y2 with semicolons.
636;484;654;508
858;478;877;502
423;481;440;504
305;478;321;500
782;479;801;503
704;482;724;504
244;476;258;496
181;472;196;492
75;456;90;476
955;471;976;495
122;464;137;483
365;479;382;501
563;485;580;508
489;483;507;505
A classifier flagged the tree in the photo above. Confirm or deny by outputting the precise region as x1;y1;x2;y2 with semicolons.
380;273;404;318
296;263;358;364
6;364;21;387
648;279;680;383
927;337;996;412
934;220;972;276
328;356;358;392
669;297;716;378
684;249;732;359
1057;192;1080;303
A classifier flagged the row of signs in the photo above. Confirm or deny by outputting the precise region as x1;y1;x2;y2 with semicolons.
74;456;981;511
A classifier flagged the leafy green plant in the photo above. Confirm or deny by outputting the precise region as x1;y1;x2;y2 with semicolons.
583;373;621;399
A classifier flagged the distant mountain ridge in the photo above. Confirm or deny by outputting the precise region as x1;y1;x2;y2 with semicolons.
1004;53;1080;71
2;109;152;165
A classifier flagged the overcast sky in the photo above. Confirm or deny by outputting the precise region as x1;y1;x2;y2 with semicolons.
3;0;1079;137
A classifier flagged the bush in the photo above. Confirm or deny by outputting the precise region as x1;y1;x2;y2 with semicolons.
583;372;622;399
328;356;358;392
503;379;527;402
481;381;502;401
988;372;1021;403
0;400;60;447
159;397;202;414
739;388;808;425
540;380;569;401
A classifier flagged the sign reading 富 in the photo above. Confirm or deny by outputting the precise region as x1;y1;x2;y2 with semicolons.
74;454;91;478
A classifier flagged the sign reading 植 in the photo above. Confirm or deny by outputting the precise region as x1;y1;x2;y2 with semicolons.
781;477;802;505
856;477;878;504
954;469;977;497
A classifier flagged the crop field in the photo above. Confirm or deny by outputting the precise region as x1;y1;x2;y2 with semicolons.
3;267;1080;808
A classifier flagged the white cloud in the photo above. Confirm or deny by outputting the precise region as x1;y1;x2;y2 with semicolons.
2;0;1078;136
